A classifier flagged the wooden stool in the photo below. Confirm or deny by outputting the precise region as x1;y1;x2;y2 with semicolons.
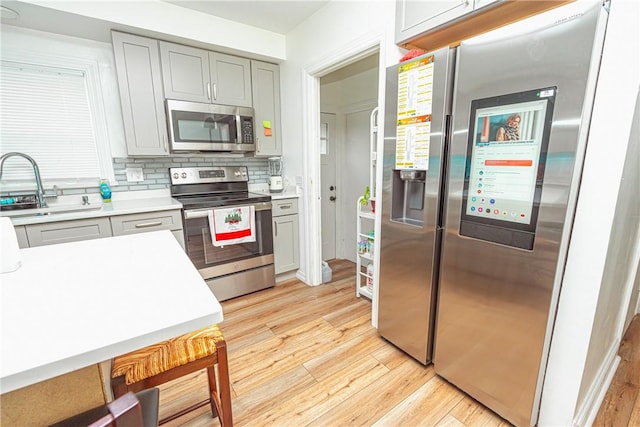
111;325;232;426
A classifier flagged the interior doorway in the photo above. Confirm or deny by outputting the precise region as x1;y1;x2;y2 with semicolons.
319;54;379;264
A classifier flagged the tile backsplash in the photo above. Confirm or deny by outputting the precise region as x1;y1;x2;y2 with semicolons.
111;156;269;192
48;156;269;196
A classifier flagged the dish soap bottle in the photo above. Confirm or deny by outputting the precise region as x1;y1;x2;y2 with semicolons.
99;179;112;203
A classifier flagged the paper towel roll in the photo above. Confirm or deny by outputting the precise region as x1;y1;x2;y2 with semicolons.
1;217;22;273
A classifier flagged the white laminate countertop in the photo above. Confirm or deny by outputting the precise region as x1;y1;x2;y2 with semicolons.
5;195;183;226
4;187;299;226
0;230;222;394
248;183;299;200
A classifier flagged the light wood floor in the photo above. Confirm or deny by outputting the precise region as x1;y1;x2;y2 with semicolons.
156;260;640;426
157;260;509;426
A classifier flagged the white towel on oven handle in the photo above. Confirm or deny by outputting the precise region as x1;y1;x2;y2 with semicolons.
208;205;256;247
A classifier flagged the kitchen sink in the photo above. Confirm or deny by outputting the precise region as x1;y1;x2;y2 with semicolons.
0;204;102;218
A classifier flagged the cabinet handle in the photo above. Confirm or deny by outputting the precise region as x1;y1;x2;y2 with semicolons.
163;134;168;152
135;221;163;228
279;204;291;210
274;222;278;236
207;82;211;100
213;83;218;100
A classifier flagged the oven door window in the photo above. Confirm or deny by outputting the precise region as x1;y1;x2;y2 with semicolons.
173;111;236;143
184;209;272;269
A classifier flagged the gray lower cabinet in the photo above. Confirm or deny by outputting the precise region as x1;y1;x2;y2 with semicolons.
14;225;29;249
26;217;112;247
110;210;185;249
272;198;299;274
159;41;252;107
111;31;169;156
251;60;282;156
20;209;184;249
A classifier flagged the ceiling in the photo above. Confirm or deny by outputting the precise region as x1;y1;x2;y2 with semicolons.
162;0;330;35
0;0;330;46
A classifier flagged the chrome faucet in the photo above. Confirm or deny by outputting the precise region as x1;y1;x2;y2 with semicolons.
0;152;48;208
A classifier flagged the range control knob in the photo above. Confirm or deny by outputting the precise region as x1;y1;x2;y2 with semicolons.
181;172;187;178
173;173;179;179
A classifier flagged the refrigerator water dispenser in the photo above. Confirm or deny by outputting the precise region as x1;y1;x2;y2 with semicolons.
391;169;426;227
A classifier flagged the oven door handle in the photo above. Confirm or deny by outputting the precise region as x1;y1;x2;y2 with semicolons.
183;201;272;219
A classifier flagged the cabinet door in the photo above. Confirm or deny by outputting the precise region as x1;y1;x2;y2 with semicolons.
395;0;474;44
14;225;29;248
273;214;299;274
26;218;112;247
112;32;169;156
110;210;182;236
111;210;185;250
159;41;210;103
251;60;282;156
209;52;252;107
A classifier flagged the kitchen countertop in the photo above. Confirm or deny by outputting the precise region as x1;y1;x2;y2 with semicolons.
4;187;299;226
4;191;183;226
0;230;222;394
249;183;299;200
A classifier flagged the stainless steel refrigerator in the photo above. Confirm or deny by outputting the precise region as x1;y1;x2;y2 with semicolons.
378;46;454;364
378;2;609;425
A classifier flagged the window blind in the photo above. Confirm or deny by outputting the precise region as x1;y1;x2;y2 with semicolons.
0;60;102;184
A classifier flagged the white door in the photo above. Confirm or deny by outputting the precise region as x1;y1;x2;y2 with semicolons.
320;113;337;260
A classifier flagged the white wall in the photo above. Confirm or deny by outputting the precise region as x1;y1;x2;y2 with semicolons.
538;1;640;424
576;87;640;420
281;0;400;284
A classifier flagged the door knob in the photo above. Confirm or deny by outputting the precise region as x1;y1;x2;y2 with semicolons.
330;196;336;201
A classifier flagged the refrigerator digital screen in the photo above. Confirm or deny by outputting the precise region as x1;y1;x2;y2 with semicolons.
460;87;557;250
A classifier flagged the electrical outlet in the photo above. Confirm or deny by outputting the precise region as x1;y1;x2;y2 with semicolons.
126;167;144;182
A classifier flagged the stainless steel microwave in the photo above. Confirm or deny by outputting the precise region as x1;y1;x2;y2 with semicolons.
166;100;255;153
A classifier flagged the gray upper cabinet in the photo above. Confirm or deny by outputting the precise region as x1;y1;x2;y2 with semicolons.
251;60;282;156
160;41;252;107
112;31;169;156
210;52;253;107
395;0;475;45
159;41;210;103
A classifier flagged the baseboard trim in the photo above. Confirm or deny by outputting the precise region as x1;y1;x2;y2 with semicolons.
573;342;621;427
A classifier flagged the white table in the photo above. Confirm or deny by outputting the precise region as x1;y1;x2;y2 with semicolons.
0;230;222;394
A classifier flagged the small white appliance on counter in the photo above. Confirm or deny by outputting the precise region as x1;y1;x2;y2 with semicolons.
268;156;284;193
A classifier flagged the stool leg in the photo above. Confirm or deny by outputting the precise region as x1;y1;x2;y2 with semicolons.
216;340;233;427
206;365;220;418
111;375;129;399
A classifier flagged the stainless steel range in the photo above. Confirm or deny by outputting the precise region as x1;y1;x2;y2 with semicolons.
170;166;274;301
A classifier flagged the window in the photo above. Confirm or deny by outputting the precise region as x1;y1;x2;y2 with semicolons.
0;57;114;190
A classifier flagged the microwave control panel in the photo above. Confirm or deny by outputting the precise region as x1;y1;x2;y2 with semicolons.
241;117;254;144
